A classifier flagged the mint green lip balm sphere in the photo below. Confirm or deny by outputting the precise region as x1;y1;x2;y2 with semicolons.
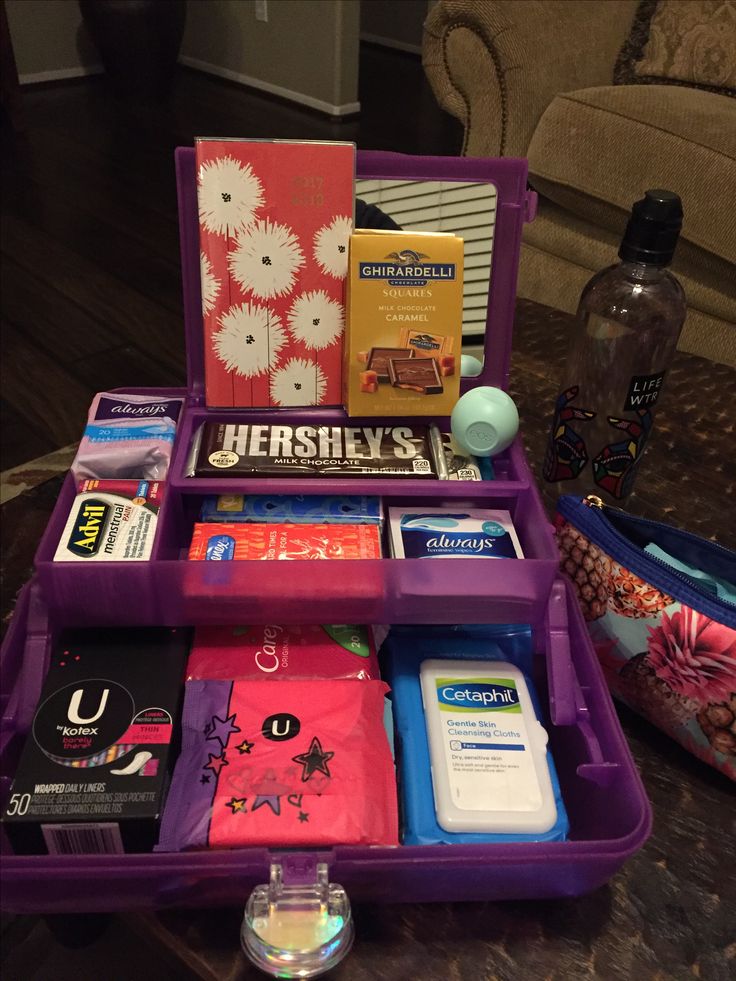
460;354;483;377
451;387;519;457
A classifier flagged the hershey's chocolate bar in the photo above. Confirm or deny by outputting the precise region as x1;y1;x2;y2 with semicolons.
366;347;413;381
191;422;441;478
388;357;443;395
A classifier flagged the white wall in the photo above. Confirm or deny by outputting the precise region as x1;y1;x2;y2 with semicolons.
6;0;361;117
360;0;434;54
180;0;361;116
6;0;101;84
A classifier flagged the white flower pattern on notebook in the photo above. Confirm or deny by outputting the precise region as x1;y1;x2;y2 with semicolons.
213;301;286;377
197;156;264;237
270;357;326;406
287;290;344;351
200;252;221;316
313;215;352;279
229;219;305;299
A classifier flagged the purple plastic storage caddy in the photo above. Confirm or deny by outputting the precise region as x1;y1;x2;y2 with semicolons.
31;149;559;627
0;148;651;915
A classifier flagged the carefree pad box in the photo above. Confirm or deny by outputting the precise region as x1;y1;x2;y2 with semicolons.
187;624;379;681
2;627;190;854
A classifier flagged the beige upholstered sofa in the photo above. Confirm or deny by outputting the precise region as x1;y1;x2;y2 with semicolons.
423;0;736;365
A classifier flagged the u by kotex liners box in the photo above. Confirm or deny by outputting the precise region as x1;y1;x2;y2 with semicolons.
53;479;165;562
188;522;382;561
388;507;523;559
199;494;383;525
2;627;190;854
186;624;379;680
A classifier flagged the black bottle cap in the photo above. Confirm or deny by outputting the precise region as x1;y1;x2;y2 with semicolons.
618;189;683;266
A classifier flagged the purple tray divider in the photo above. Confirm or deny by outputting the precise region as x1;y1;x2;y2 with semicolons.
175;150;205;405
168;404;528;495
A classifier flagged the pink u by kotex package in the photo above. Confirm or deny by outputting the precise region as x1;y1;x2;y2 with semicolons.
187;624;379;681
72;393;183;481
156;679;398;850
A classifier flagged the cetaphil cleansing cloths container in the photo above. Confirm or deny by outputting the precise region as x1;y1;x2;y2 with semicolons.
419;659;558;834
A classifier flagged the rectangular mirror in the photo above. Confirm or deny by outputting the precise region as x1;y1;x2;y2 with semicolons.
355;178;497;344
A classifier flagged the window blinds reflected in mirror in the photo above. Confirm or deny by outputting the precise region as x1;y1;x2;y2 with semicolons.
354;180;497;337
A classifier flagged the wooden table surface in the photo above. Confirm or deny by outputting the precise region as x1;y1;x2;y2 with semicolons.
2;300;734;981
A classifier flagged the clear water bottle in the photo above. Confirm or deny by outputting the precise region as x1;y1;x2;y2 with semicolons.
543;189;687;502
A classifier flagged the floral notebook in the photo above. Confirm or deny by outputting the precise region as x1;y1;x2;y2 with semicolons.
195;139;355;407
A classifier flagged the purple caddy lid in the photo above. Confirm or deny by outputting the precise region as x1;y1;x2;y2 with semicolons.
174;147;535;408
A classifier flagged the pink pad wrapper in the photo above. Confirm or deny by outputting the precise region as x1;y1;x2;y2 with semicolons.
187;624;379;681
157;679;398;850
72;392;183;481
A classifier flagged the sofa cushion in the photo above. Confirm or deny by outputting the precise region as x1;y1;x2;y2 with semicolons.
615;0;736;97
523;198;736;324
518;241;736;366
527;83;736;263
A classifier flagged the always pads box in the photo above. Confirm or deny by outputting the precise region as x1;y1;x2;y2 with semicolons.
3;628;190;854
344;230;463;417
389;508;523;559
196;139;355;409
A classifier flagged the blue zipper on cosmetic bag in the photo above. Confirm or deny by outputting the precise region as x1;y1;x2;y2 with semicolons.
557;494;736;628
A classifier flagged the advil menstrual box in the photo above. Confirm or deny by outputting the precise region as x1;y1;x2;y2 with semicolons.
344;231;464;416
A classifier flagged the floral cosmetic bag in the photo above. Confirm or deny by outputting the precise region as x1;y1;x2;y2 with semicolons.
556;495;736;780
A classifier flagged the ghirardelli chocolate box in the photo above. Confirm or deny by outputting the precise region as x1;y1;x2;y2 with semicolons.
189;421;445;478
2;628;190;854
344;230;463;416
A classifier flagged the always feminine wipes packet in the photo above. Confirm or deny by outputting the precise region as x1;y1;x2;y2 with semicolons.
72;393;183;481
389;507;524;559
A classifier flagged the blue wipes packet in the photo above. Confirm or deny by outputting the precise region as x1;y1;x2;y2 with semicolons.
382;628;569;845
388;508;523;559
200;494;383;525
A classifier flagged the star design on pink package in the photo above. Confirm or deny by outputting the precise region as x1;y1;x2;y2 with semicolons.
196;139;355;408
292;737;335;782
